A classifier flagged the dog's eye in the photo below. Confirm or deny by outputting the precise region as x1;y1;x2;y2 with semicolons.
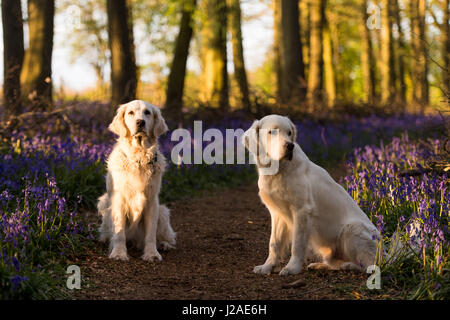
128;111;134;116
269;129;278;135
288;131;292;136
144;110;151;116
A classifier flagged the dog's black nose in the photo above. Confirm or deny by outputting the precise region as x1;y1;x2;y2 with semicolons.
136;119;145;128
286;142;294;151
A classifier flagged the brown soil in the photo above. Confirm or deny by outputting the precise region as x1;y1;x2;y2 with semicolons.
71;168;404;300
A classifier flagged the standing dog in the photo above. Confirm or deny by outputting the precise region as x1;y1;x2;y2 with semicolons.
98;100;176;262
242;115;380;275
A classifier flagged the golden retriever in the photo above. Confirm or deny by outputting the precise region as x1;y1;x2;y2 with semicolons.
242;115;380;275
98;100;176;262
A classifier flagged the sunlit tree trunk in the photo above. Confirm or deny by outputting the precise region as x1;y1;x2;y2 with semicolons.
201;0;228;110
443;0;450;99
20;0;54;110
380;0;395;104
274;0;282;102
323;10;336;108
330;12;340;98
307;0;325;104
165;0;196;117
393;0;406;106
410;0;428;111
228;0;250;110
107;0;137;106
299;0;310;78
360;0;376;104
2;0;24;119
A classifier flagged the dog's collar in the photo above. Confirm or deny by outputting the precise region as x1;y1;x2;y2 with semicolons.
135;152;158;167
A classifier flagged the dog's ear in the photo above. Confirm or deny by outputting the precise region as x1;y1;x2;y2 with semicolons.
286;117;297;143
152;105;168;138
109;104;128;137
242;120;260;155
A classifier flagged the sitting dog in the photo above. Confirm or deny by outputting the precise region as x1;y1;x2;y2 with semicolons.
242;115;380;275
98;100;176;262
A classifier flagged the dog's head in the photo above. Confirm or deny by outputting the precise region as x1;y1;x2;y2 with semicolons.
109;100;168;141
242;115;297;162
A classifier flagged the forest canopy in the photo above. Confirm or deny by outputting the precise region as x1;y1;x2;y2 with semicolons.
1;0;449;119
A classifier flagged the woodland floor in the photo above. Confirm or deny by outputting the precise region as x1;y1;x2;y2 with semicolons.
70;167;406;300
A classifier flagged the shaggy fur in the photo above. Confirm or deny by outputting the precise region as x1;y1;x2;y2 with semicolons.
98;100;176;262
242;115;380;275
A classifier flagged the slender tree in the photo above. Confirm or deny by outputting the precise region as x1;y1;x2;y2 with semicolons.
307;0;325;104
165;0;197;116
20;0;54;110
201;0;229;110
380;0;395;104
360;0;376;104
2;0;25;119
393;0;406;105
228;0;250;110
323;10;336;107
275;0;306;104
274;0;282;103
329;11;340;99
107;0;137;106
430;0;449;100
443;0;450;99
299;0;310;77
410;0;429;110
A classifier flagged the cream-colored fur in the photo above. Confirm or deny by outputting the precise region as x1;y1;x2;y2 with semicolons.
242;115;380;275
98;100;176;262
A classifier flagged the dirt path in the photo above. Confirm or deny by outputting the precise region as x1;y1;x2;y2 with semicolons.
72;170;403;300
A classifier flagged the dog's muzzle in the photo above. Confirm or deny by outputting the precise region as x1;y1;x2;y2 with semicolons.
135;119;146;135
285;142;294;161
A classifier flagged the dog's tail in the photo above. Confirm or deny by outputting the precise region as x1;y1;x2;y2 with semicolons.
157;205;177;247
97;193;110;217
97;193;112;243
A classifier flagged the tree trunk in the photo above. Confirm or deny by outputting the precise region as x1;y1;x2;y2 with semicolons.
360;0;376;104
275;0;306;105
201;0;228;110
299;0;310;80
410;0;429;111
107;0;137;106
380;0;396;105
323;11;336;108
165;0;196;117
393;0;406;106
274;0;282;102
2;0;24;119
443;0;450;99
228;0;250;111
307;0;325;104
20;0;54;110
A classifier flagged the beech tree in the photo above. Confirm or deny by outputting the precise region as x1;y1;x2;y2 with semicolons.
107;0;137;106
20;0;54;110
2;0;25;119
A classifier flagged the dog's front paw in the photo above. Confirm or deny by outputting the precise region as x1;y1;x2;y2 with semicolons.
109;247;129;261
253;264;274;275
142;250;162;262
158;241;175;251
307;262;332;270
279;265;302;276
